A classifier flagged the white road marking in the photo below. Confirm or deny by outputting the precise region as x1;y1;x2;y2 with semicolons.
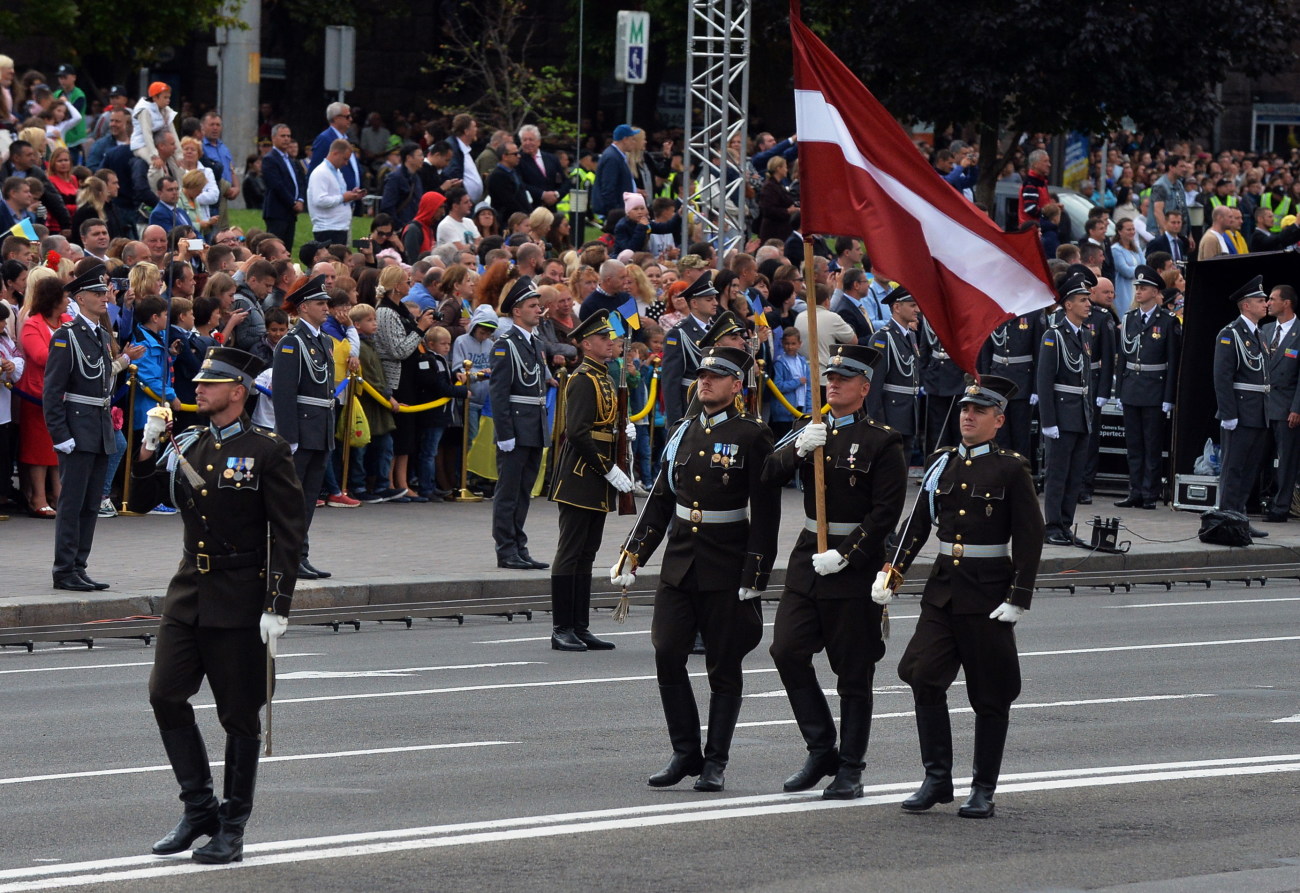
1;753;1296;891
0;654;321;675
1274;714;1300;723
1022;635;1300;656
734;693;1215;728
0;741;515;787
474;618;918;645
278;662;542;680
1105;597;1300;609
748;684;929;699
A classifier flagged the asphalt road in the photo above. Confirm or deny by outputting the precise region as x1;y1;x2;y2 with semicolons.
1;580;1297;892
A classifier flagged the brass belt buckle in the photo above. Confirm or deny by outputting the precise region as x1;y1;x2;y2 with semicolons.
195;552;211;574
689;509;703;524
951;543;964;558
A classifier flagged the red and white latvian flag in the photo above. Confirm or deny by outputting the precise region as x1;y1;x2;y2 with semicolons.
790;0;1055;375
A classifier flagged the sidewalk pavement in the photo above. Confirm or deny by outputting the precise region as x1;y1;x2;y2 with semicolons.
3;486;1299;630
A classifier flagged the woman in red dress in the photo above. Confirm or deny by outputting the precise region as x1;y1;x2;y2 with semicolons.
17;276;70;517
46;146;79;228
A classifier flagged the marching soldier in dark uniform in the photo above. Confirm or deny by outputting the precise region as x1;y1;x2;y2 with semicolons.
1114;264;1180;509
978;310;1044;457
866;285;921;460
44;264;121;592
548;309;633;651
138;346;305;863
661;273;720;424
612;346;780;792
1037;270;1095;546
1079;274;1118;504
762;344;907;800
1214;275;1272;534
919;317;965;453
881;374;1044;818
679;310;750;420
491;277;553;570
1262;284;1300;523
271;275;335;579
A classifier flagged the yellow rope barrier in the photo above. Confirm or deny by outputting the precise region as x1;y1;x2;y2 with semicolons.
628;368;659;422
139;383;195;413
358;377;451;413
764;375;808;419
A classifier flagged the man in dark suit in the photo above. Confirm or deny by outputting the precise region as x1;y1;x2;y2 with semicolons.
592;124;638;218
1262;284;1300;523
148;176;193;231
831;269;876;342
516;125;568;212
261;124;308;251
443;114;483;203
44;265;121;591
490;278;552;570
1250;207;1300;253
783;213;833;265
1214;276;1271;534
0;176;36;233
1144;210;1191;265
271;275;335;578
487;141;532;221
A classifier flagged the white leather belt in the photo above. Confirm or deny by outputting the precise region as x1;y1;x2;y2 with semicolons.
296;395;334;407
938;541;1009;558
993;355;1032;365
509;395;546;405
1233;382;1271;393
1126;362;1167;372
1053;384;1087;395
883;384;920;395
675;505;748;524
64;393;111;408
804;517;858;535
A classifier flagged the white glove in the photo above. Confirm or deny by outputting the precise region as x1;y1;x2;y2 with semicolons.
738;587;762;600
143;406;170;451
1221;418;1238;431
794;422;827;457
54;438;76;454
625;420;636;440
1041;426;1060;439
1115;399;1123;413
1162;402;1173;415
811;548;848;576
604;466;634;493
498;438;516;452
1029;393;1039;406
1095;396;1107;408
871;570;894;604
259;612;289;657
610;560;637;588
989;602;1024;624
290;442;299;454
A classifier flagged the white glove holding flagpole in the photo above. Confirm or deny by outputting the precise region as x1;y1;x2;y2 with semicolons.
795;421;827;457
811;548;848;576
604;466;634;493
143;405;172;452
259;612;288;657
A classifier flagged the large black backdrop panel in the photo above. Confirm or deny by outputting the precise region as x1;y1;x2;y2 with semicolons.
1175;250;1300;476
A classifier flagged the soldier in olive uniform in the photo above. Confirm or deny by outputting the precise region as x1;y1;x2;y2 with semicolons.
271;275;335;579
1214;275;1271;531
882;374;1044;819
661;273;720;424
978;310;1044;457
612;346;780;793
1114;264;1180;509
919;317;965;453
491;277;554;570
762;344;907;800
548;309;634;651
865;285;921;460
44;264;122;592
138;346;306;863
1037;271;1095;546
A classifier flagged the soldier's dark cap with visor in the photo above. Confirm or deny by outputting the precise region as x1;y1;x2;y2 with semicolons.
1057;271;1093;301
501;276;539;315
681;272;719;302
824;343;881;380
958;373;1018;411
194;346;265;391
1228;275;1266;304
571;308;617;342
700;310;746;347
882;283;915;304
64;264;110;294
1133;264;1164;290
697;345;753;379
286;274;329;307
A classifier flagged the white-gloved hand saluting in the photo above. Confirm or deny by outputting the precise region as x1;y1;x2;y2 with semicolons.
259;612;289;657
989;603;1024;624
604;466;634;493
795;422;828;457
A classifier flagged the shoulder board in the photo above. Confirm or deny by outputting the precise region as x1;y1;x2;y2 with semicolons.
251;426;282;441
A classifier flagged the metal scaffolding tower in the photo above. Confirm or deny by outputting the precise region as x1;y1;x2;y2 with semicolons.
683;0;751;255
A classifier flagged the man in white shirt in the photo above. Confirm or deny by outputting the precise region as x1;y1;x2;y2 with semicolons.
435;187;480;250
448;114;483;202
79;219;111;262
307;139;366;246
794;282;857;388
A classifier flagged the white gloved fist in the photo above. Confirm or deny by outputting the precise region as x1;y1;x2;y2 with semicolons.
625;420;636;440
871;570;894;604
497;438;516;453
143;406;171;451
1041;426;1060;439
259;612;288;657
989;602;1024;624
54;438;76;454
1095;396;1107;408
1221;418;1238;431
738;587;762;601
811;548;848;576
1029;393;1039;406
289;442;299;454
1162;402;1173;415
795;422;828;457
610;560;637;589
604;466;634;493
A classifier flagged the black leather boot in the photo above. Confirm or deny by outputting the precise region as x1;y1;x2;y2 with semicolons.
648;684;704;787
192;735;259;864
780;687;839;792
694;692;743;792
152;724;220;855
901;704;955;812
572;574;615;650
958;715;1009;818
549;575;586;651
823;695;871;800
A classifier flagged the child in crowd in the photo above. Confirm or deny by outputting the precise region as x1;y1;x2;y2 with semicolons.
167;296;203;431
771;326;811;443
129;295;180;514
347;303;401;503
252;308;289;365
403;325;464;501
450;304;497;495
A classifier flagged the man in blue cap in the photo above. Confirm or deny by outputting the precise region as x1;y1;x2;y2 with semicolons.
592;124;640;217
